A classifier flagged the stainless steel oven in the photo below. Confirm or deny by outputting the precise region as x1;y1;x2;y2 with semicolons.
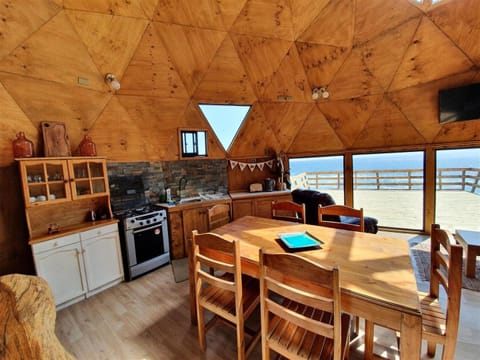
120;209;170;280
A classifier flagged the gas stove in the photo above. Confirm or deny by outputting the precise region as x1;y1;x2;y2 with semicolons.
123;208;167;231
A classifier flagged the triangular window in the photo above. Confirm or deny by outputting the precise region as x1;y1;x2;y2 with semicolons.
199;104;251;151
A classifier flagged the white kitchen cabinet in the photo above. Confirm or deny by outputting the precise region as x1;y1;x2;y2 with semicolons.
31;223;123;309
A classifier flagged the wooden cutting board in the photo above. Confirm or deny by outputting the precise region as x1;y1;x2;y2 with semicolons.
41;121;72;157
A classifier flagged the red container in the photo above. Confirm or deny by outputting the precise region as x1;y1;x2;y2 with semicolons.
78;135;97;156
12;132;34;158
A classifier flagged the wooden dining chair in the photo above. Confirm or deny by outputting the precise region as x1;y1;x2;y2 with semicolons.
318;205;364;232
259;249;351;360
364;224;463;360
207;203;231;230
192;230;261;360
271;200;306;223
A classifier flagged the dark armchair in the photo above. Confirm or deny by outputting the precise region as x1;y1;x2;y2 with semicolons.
291;189;379;234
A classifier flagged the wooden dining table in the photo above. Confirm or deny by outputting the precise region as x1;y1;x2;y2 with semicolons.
188;216;422;359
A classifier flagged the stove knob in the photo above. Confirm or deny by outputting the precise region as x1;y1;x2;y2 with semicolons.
130;219;135;224
146;219;151;224
139;221;144;226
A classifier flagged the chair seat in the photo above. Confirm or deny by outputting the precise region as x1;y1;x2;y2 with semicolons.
200;274;259;322
419;291;446;339
266;298;351;360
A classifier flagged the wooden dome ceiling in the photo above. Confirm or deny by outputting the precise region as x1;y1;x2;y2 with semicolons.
0;0;479;165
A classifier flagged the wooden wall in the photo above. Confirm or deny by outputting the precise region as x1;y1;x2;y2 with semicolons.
1;0;480;274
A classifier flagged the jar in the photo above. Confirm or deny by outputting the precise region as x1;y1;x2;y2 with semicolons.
78;135;97;156
12;132;34;158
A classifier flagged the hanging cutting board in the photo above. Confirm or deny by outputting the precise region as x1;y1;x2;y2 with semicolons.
41;121;72;157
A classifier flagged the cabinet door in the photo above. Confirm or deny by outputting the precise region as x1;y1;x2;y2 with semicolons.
183;207;209;256
168;212;185;259
255;198;275;218
81;230;123;292
232;199;254;220
68;159;109;199
34;242;87;306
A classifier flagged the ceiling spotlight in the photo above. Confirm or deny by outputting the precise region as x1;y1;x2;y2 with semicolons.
312;87;329;100
105;73;121;91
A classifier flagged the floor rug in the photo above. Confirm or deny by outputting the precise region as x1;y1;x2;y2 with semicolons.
410;240;480;291
171;258;189;283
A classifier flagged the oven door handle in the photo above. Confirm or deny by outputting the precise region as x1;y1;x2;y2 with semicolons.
132;224;162;234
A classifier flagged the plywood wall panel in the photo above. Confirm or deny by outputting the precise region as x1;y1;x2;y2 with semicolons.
153;0;225;30
389;71;478;143
434;121;480;144
262;102;313;152
155;23;226;96
216;0;248;30
193;35;257;104
66;11;148;79
354;0;422;45
228;103;280;157
289;0;329;39
353;97;426;148
0;73;112;151
389;16;475;92
119;23;189;99
0;80;37;165
230;0;294;40
64;0;158;19
318;95;383;148
288;106;344;154
87;97;148;161
262;45;311;102
297;0;354;48
0;0;61;61
231;34;291;97
296;42;349;89
0;11;107;91
428;0;480;65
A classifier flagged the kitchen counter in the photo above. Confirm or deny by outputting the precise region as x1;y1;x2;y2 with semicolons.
229;190;291;200
155;195;231;212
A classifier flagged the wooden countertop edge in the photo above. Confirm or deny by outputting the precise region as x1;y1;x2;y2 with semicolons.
29;218;119;245
229;190;291;200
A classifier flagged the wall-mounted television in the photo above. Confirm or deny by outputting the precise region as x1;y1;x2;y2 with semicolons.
438;82;480;124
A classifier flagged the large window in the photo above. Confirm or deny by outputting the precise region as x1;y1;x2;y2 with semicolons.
289;156;345;205
353;151;424;230
435;148;480;232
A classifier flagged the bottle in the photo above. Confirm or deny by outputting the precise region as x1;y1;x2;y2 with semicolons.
12;132;34;158
78;135;97;156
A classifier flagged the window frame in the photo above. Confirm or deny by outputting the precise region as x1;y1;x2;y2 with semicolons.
178;128;208;159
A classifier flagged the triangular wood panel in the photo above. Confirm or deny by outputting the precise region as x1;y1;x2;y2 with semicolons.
193;35;257;104
0;0;61;61
327;47;384;100
155;23;226;96
296;42;350;90
428;0;480;66
65;11;148;79
0;11;107;91
87;97;149;161
262;102;314;152
434;119;480;144
297;0;354;48
215;0;248;30
354;0;422;45
288;106;344;154
0;73;112;149
182;102;226;159
360;17;421;90
230;0;294;40
152;0;226;30
231;34;292;98
64;0;158;19
228;103;280;157
389;70;478;143
289;0;330;39
318;95;383;148
0;79;38;165
262;45;311;102
353;97;426;148
390;16;475;92
118;23;189;99
117;95;189;161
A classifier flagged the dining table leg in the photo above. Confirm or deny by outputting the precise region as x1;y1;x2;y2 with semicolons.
399;313;422;359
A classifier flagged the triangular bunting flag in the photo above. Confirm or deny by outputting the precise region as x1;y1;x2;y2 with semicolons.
257;163;265;171
248;163;256;172
229;160;238;169
266;160;274;168
239;163;247;171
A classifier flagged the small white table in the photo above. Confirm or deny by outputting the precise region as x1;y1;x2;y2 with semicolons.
456;229;480;278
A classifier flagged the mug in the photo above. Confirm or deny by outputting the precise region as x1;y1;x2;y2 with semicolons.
37;195;47;201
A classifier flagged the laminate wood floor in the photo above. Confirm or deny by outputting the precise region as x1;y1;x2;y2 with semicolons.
56;262;480;359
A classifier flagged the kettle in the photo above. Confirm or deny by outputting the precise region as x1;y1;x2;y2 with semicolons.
264;178;276;192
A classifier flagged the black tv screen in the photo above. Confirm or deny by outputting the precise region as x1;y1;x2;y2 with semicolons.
438;83;480;124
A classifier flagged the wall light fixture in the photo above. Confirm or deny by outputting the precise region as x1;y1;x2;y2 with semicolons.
312;87;329;100
105;73;121;91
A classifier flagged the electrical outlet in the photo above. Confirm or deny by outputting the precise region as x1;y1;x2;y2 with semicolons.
77;77;89;85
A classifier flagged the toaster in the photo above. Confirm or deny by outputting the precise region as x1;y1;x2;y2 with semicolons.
249;183;263;192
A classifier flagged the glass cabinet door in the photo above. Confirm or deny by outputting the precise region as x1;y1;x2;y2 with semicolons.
69;160;108;199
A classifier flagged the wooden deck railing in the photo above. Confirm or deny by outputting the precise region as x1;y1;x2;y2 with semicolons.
290;167;480;194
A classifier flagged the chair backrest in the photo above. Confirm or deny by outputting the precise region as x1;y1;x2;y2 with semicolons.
207;204;231;231
271;200;306;223
429;224;463;340
318;205;364;232
259;249;346;360
292;189;338;225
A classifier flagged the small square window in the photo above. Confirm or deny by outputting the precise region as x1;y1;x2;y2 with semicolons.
180;130;208;158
